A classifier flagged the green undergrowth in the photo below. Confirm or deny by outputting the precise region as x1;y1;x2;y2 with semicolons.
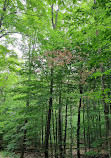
0;150;19;158
84;150;103;158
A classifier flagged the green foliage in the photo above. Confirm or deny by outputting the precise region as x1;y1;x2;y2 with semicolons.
84;150;98;157
1;150;19;158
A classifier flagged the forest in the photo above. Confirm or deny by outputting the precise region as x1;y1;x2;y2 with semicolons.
0;0;111;158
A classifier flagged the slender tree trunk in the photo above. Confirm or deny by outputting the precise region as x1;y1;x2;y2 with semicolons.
70;104;73;158
58;89;63;158
92;102;97;140
52;109;57;158
50;132;53;158
98;110;102;138
42;112;44;147
55;110;58;158
77;85;82;158
63;99;68;157
98;101;102;139
87;104;90;151
83;101;86;153
45;68;53;158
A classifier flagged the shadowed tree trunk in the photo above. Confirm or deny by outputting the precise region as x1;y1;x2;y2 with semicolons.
52;109;57;158
42;110;44;147
70;104;73;158
83;99;86;153
58;88;63;158
55;110;58;158
45;68;53;158
50;132;53;158
77;84;82;158
63;99;68;157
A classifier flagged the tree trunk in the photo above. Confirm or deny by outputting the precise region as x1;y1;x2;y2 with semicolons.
83;100;86;153
77;85;82;158
58;89;63;158
63;99;68;157
50;132;53;158
42;112;44;147
87;103;90;151
55;110;58;158
98;101;102;138
52;109;57;158
70;104;73;158
45;68;53;158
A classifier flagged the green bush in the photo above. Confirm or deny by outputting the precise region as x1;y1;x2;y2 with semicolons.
84;150;98;157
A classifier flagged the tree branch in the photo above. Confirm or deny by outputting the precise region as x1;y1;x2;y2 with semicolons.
55;5;59;29
0;32;18;38
51;4;59;29
51;5;55;29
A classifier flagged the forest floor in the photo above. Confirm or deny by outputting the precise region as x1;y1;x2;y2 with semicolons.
0;152;4;158
0;152;108;158
0;155;3;158
22;150;108;158
0;149;108;158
